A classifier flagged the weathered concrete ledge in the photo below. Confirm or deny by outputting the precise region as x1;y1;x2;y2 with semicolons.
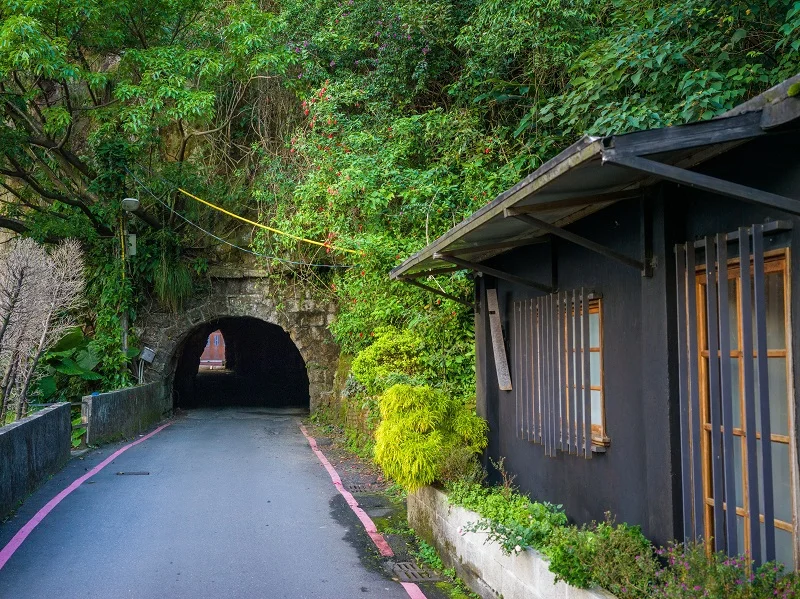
82;381;170;445
0;403;71;520
408;486;616;599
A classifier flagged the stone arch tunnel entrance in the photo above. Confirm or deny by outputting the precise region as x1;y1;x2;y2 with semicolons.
172;317;310;410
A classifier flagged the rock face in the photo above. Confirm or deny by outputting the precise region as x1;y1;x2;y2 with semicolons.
135;269;338;412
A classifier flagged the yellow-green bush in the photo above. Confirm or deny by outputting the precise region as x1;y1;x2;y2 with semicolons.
351;329;423;395
374;384;488;491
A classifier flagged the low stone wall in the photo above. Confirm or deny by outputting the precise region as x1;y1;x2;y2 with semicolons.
0;404;71;520
408;486;615;599
82;381;170;445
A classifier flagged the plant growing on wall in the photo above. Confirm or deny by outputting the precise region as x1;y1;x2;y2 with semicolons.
373;383;487;491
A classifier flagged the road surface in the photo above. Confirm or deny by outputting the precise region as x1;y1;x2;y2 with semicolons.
0;409;409;598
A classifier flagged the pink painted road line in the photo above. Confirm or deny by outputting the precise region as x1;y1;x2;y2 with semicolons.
0;421;173;571
299;424;429;599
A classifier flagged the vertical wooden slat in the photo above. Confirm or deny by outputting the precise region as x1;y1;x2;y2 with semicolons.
752;224;776;563
574;290;585;458
525;299;532;440
535;298;543;444
552;292;559;455
581;288;592;459
675;243;694;541
521;299;528;440
686;244;705;539
526;299;533;442
558;292;566;451
572;290;580;456
546;293;554;456
566;292;575;454
705;236;726;549
528;299;536;442
716;234;739;554
512;302;524;439
543;294;550;456
739;227;761;564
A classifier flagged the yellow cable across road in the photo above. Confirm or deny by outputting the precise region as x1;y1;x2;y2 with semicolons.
177;188;360;255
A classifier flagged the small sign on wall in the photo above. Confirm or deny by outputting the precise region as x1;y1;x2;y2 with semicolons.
486;288;512;391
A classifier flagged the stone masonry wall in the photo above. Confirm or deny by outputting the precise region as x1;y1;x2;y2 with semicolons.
0;404;71;520
136;268;339;412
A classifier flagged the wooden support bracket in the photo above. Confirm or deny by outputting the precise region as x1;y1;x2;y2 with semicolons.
604;153;800;217
435;253;554;294
399;277;474;309
506;210;647;274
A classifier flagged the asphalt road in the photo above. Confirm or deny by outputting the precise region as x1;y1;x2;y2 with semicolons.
0;409;409;599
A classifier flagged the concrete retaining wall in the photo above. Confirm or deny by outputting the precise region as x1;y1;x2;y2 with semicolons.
0;403;71;520
82;381;169;445
408;486;615;599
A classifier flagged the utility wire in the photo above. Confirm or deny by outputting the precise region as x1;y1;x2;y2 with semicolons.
177;187;360;255
124;168;353;269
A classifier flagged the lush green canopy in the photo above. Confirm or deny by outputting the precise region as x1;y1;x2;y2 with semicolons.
1;0;799;395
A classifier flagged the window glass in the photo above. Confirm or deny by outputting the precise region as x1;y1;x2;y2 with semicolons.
776;528;794;569
768;358;789;437
589;352;601;387
733;438;744;508
591;390;602;427
765;272;786;350
728;282;739;349
589;312;600;347
773;441;793;524
730;357;742;429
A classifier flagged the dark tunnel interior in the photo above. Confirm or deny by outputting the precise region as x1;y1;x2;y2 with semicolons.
172;317;310;410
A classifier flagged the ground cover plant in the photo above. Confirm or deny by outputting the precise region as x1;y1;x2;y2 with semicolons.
446;479;800;598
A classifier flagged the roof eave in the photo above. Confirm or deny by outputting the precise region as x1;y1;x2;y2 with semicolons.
390;136;606;280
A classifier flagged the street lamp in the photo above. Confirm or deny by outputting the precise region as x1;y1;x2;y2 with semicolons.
121;197;139;212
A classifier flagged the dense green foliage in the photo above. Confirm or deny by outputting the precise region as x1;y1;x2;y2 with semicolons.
447;481;800;597
2;0;799;401
373;384;487;491
350;328;422;395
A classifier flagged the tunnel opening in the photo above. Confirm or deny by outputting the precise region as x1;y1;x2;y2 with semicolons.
172;317;310;410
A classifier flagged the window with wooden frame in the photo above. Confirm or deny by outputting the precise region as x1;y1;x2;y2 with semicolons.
676;225;797;570
512;289;607;460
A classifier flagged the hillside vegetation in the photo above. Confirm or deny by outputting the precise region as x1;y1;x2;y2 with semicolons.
1;0;799;398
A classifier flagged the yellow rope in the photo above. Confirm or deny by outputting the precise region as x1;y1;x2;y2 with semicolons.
177;188;360;255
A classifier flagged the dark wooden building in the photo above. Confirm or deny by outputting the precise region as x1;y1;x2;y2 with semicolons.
392;75;800;569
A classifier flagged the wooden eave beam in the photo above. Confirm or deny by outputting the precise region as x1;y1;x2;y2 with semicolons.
506;210;646;273
435;253;554;294
398;277;474;309
604;153;800;217
510;189;642;215
402;266;461;278
606;110;766;157
446;236;547;256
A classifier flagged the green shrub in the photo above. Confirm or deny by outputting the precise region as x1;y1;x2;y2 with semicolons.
447;481;533;527
373;384;487;491
544;525;598;588
590;517;658;598
654;542;800;599
351;329;423;395
448;480;567;554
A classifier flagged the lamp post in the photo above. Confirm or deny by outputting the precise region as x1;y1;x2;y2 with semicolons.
120;198;139;355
